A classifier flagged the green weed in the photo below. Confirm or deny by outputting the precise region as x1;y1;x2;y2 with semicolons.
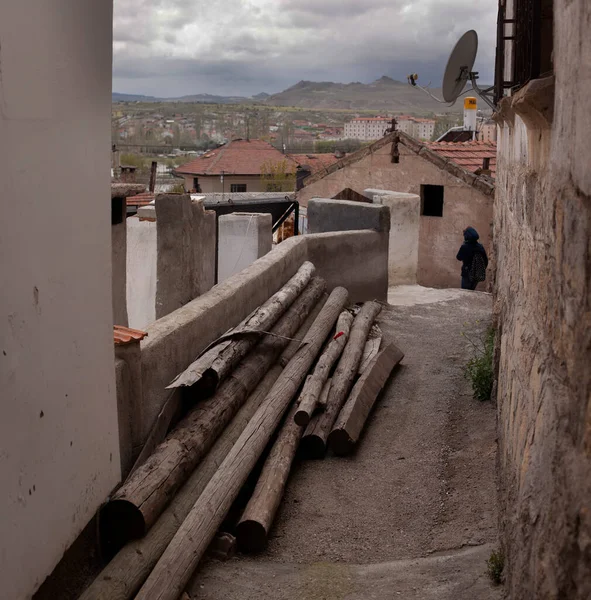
462;325;495;401
486;548;505;585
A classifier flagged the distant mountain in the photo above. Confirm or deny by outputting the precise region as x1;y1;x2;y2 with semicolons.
263;77;455;112
113;77;464;112
112;92;161;102
112;91;255;104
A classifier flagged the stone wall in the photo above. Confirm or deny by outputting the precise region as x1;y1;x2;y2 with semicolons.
299;141;493;289
494;1;591;597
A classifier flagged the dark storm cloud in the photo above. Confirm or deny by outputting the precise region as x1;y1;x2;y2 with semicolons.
112;0;496;96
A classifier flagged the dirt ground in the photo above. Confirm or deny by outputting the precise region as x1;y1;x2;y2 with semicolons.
188;287;502;600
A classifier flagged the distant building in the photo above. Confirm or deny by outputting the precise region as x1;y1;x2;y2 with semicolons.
396;116;436;140
478;121;497;143
345;116;435;141
344;117;392;140
175;138;298;193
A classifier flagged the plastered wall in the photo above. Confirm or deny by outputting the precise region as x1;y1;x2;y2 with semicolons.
0;2;120;598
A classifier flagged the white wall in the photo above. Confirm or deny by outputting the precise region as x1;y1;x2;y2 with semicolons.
127;215;158;330
218;213;273;282
0;2;119;598
365;190;420;285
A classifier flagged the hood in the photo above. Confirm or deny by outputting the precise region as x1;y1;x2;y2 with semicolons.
463;226;480;242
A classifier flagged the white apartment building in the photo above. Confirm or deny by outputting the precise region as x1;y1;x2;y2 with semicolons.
345;116;435;141
343;117;392;140
397;117;435;141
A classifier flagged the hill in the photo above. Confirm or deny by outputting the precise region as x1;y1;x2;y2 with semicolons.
263;76;456;112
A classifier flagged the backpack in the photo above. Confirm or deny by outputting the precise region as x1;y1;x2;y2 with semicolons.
470;251;487;283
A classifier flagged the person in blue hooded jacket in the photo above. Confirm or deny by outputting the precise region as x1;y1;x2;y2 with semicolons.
456;226;488;290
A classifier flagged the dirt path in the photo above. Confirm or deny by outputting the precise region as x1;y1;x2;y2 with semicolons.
189;287;501;599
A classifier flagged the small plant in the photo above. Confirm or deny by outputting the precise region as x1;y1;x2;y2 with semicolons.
462;325;495;401
486;548;505;585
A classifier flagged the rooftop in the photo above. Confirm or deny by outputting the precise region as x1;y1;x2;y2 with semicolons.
127;191;155;207
175;139;298;176
289;153;342;176
427;141;497;177
113;325;148;346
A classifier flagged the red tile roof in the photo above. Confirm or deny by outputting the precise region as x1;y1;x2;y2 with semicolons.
426;141;497;177
114;325;148;346
127;192;155;207
289;153;342;176
175;139;298;176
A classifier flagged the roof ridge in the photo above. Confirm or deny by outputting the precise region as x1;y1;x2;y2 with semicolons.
205;145;228;175
301;130;494;196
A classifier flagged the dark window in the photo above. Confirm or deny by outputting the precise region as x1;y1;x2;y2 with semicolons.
421;185;444;217
494;0;554;103
111;197;124;225
192;177;201;192
230;184;247;193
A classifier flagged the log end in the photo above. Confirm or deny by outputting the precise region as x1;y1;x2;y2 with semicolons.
327;429;355;457
236;520;268;554
298;435;327;460
99;499;146;558
193;369;220;399
293;410;311;427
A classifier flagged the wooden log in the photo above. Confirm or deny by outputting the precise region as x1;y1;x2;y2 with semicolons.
167;262;315;393
328;342;404;456
203;261;315;392
279;292;327;367
294;310;353;426
236;403;303;553
134;287;349;600
99;278;326;554
207;532;236;561
299;301;382;459
80;339;300;600
358;324;382;375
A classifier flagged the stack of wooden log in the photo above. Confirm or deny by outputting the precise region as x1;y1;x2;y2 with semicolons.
80;261;403;600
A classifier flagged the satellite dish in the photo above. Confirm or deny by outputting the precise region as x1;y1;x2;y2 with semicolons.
407;29;496;110
442;30;478;103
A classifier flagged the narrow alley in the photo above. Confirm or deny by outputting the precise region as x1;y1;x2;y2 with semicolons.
189;288;500;600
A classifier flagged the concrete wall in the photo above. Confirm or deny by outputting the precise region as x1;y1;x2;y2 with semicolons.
127;214;158;330
494;1;591;597
371;191;420;285
155;195;216;319
139;199;390;441
299;143;493;288
0;2;120;598
126;196;216;330
218;213;273;282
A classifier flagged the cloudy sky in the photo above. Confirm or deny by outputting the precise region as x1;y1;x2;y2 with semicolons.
113;0;497;97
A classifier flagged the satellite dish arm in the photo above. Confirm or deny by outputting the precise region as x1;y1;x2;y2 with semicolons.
468;74;497;111
407;74;456;106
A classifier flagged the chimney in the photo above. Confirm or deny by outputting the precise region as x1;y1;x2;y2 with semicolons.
119;166;137;183
296;165;311;191
481;157;491;176
463;97;477;140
